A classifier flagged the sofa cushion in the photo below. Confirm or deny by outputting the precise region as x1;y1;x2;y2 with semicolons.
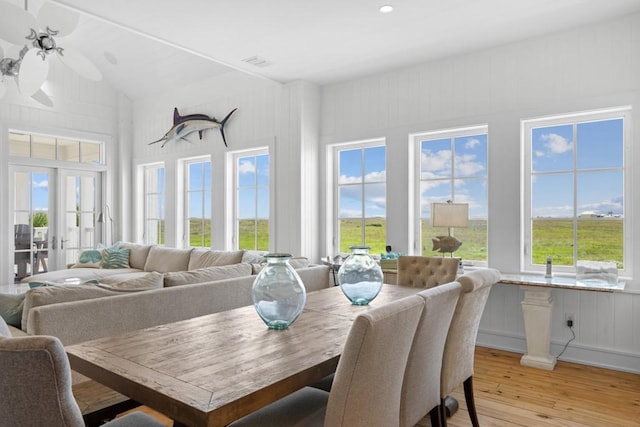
163;263;252;287
188;249;245;270
72;249;103;268
241;250;267;264
102;245;130;269
22;285;119;332
144;246;193;273
0;293;25;328
251;257;310;274
118;242;154;270
98;272;164;292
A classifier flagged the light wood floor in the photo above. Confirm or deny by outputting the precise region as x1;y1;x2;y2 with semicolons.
120;346;640;427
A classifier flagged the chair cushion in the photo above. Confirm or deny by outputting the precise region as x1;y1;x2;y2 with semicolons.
144;247;192;273
163;263;252;287
188;249;245;269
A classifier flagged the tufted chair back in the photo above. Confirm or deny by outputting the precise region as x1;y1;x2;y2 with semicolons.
397;256;459;288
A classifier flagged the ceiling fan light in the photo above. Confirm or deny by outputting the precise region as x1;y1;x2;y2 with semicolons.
379;5;394;13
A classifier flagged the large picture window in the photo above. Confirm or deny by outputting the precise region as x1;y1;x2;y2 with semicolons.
143;163;165;245
233;149;269;251
523;107;630;275
332;140;386;254
414;126;488;263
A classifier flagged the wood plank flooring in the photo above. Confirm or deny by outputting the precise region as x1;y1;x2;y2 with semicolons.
118;346;640;427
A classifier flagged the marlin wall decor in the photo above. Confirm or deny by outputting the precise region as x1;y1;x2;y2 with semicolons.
149;107;237;148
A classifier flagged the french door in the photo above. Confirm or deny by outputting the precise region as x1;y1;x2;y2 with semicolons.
10;166;102;280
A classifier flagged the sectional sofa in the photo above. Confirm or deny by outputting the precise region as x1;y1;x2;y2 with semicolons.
9;243;330;347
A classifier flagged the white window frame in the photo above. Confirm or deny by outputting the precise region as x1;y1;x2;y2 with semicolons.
180;156;212;248
410;125;488;264
522;106;632;277
227;147;270;251
328;138;386;256
142;162;165;245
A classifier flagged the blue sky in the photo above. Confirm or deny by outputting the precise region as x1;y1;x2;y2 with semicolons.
531;118;623;218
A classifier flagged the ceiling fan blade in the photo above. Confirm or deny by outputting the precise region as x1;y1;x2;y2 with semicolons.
0;1;38;45
31;88;54;107
18;49;49;97
37;1;79;37
0;78;7;99
58;47;102;81
0;45;4;60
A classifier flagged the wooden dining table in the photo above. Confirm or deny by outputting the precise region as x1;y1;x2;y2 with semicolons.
66;284;421;427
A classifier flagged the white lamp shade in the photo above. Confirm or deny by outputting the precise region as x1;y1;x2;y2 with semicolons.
431;202;469;228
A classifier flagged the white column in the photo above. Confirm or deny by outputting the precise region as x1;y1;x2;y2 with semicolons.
520;285;557;370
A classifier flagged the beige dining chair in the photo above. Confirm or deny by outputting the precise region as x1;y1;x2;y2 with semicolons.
396;256;459;288
0;316;165;427
229;294;426;427
439;268;501;427
400;281;462;427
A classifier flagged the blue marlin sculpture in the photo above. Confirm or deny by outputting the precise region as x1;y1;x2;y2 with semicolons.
149;107;237;148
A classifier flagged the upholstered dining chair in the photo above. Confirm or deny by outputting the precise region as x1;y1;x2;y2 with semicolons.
229;294;426;427
400;281;462;427
439;268;501;427
0;317;165;427
396;256;459;288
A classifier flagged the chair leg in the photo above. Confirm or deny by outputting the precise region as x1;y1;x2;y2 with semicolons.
429;405;442;427
439;398;448;427
463;376;480;427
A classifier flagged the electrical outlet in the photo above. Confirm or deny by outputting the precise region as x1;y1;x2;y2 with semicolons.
565;312;575;327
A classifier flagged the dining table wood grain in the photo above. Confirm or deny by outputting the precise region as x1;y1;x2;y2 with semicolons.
66;284;420;427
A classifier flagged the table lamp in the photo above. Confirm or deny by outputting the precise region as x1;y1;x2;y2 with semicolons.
431;201;469;256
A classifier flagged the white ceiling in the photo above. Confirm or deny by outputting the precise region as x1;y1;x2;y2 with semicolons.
5;0;640;100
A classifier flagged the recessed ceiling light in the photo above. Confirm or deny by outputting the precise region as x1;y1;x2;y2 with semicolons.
379;5;393;13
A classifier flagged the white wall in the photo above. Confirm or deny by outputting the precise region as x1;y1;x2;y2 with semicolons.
129;72;321;259
0;59;126;284
319;13;640;372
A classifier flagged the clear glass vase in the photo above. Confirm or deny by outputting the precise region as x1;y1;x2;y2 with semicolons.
252;253;307;329
337;246;384;305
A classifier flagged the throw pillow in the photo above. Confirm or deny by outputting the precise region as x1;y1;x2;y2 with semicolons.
98;272;164;292
71;249;103;269
118;242;154;270
163;263;252;287
0;293;26;328
143;246;192;273
102;244;130;269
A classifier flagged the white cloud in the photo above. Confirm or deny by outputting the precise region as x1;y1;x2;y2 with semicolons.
455;154;485;176
464;138;481;149
238;160;255;174
339;170;386;184
541;133;573;155
421;149;451;173
33;180;48;188
535;150;545;157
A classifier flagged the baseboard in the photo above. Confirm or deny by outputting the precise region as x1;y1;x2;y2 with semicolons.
477;328;640;374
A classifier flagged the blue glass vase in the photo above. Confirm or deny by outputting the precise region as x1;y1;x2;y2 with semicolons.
252;253;307;329
337;246;383;305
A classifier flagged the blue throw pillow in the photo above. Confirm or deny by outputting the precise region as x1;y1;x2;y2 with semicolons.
102;244;130;269
0;293;26;328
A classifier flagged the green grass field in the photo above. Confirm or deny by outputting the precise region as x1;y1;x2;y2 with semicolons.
185;217;623;267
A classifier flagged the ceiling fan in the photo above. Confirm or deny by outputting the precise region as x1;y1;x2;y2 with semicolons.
0;0;102;103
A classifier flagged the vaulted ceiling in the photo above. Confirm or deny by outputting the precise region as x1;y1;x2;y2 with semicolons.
4;0;640;100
